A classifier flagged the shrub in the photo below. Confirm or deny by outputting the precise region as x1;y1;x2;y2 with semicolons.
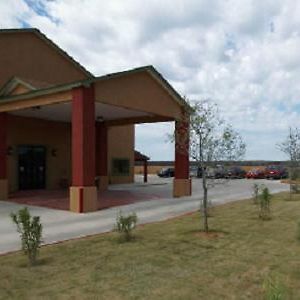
291;184;300;194
288;168;300;200
259;187;272;220
11;207;43;266
263;276;285;300
289;167;300;181
252;183;260;204
115;211;138;242
297;221;300;241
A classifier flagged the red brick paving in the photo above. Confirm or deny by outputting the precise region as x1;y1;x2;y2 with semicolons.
8;189;163;211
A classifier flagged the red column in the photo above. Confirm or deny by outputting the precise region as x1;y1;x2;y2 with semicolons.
0;113;7;180
72;85;95;186
96;122;108;191
173;116;192;197
0;113;8;200
143;160;148;183
70;85;97;212
174;119;189;179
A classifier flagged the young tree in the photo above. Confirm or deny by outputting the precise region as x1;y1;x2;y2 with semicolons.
115;211;138;242
277;127;300;200
11;207;43;266
252;183;260;204
189;100;246;232
259;187;272;220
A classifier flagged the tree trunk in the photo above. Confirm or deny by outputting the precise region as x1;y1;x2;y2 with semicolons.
202;168;209;233
290;165;294;201
28;251;37;267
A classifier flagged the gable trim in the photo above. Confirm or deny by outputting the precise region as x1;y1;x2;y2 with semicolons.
0;77;36;97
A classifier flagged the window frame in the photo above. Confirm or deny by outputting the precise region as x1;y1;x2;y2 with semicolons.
111;158;130;176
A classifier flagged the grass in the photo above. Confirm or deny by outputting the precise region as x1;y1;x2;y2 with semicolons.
1;192;300;299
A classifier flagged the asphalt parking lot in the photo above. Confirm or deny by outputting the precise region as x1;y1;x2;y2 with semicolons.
0;176;289;254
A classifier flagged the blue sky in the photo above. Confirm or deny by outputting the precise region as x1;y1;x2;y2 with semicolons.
1;0;300;161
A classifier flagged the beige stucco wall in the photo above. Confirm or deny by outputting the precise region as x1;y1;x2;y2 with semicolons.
10;84;31;95
108;125;135;184
0;31;88;87
7;115;71;192
135;165;165;175
7;115;134;192
95;72;182;120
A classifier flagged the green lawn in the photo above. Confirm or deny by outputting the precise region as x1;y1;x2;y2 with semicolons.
1;192;300;299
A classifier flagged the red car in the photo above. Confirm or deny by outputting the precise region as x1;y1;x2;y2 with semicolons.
246;168;265;179
265;165;288;179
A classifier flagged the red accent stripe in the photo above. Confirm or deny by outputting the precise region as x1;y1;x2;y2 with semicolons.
174;119;190;179
79;187;84;213
0;113;7;179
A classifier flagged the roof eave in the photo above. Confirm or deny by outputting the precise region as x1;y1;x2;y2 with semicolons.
0;79;90;104
0;66;192;114
145;66;193;113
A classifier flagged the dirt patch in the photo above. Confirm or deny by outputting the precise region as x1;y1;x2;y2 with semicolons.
281;179;300;184
194;231;225;239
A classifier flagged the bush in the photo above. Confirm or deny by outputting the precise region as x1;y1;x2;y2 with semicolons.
259;187;272;220
297;222;300;241
115;211;138;242
289;167;300;181
288;168;300;198
291;184;300;194
252;183;260;204
263;276;285;300
11;207;43;266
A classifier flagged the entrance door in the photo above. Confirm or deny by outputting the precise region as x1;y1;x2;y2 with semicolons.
18;146;46;190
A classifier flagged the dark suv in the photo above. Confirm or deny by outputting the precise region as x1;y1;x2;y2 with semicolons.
158;167;175;178
226;167;246;179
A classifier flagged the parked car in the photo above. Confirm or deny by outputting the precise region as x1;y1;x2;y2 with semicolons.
190;166;204;178
226;167;246;179
207;165;226;179
189;166;198;177
246;168;265;179
265;165;288;179
197;167;205;178
157;167;174;178
190;165;225;179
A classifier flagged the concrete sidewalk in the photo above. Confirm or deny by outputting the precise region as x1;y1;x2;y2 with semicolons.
0;179;288;254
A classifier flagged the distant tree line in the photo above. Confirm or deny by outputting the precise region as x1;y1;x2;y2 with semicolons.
135;160;289;167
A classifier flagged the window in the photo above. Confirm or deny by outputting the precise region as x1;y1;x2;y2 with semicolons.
112;158;130;176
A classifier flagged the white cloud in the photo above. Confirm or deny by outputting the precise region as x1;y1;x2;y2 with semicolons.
0;0;33;28
1;0;300;160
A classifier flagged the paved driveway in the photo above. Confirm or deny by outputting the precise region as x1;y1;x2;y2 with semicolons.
0;178;288;254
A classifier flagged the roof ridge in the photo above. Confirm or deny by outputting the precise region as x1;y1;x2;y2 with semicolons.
0;28;37;33
0;28;94;78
